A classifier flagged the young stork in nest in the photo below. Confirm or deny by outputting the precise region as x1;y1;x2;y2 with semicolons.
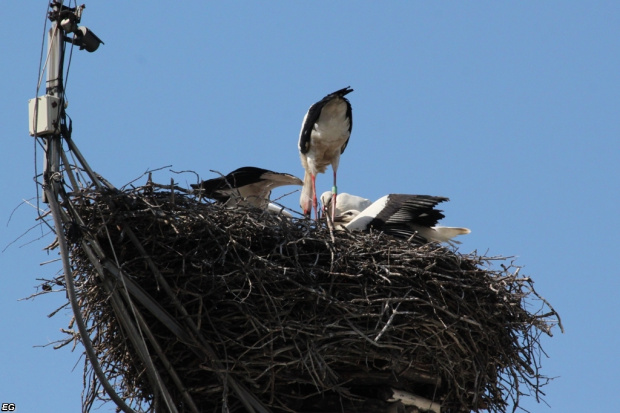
320;191;372;218
334;194;471;244
191;167;302;214
298;86;353;221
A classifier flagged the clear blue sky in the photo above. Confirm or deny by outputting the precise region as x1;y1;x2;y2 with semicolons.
2;1;619;411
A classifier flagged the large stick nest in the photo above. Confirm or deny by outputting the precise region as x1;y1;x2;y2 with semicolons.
42;182;560;413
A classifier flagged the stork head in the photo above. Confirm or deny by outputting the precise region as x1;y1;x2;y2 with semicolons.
333;209;361;224
300;186;313;216
320;191;333;215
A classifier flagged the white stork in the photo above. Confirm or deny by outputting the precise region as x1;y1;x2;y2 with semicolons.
298;86;353;221
191;167;303;212
320;191;372;217
334;194;471;244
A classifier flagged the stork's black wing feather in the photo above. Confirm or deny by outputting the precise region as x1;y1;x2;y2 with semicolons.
298;105;321;155
366;194;449;241
384;195;448;227
220;167;273;188
379;225;429;245
339;99;353;154
191;167;271;202
191;177;231;202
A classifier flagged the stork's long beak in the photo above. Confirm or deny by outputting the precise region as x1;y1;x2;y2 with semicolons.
262;172;304;187
333;215;346;223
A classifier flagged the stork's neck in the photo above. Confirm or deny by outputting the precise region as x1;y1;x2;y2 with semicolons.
299;170;314;214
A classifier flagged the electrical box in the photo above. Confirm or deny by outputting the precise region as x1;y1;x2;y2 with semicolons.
28;95;62;136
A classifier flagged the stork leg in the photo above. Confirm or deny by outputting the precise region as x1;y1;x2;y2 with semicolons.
311;174;319;221
331;170;338;222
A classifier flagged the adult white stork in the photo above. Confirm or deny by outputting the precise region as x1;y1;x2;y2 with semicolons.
298;86;353;221
191;167;303;212
320;191;372;217
334;194;471;244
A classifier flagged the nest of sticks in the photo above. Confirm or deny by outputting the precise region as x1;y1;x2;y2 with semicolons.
40;181;561;413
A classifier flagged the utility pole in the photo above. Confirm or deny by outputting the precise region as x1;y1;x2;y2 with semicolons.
43;2;63;203
29;1;103;203
26;4;139;412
